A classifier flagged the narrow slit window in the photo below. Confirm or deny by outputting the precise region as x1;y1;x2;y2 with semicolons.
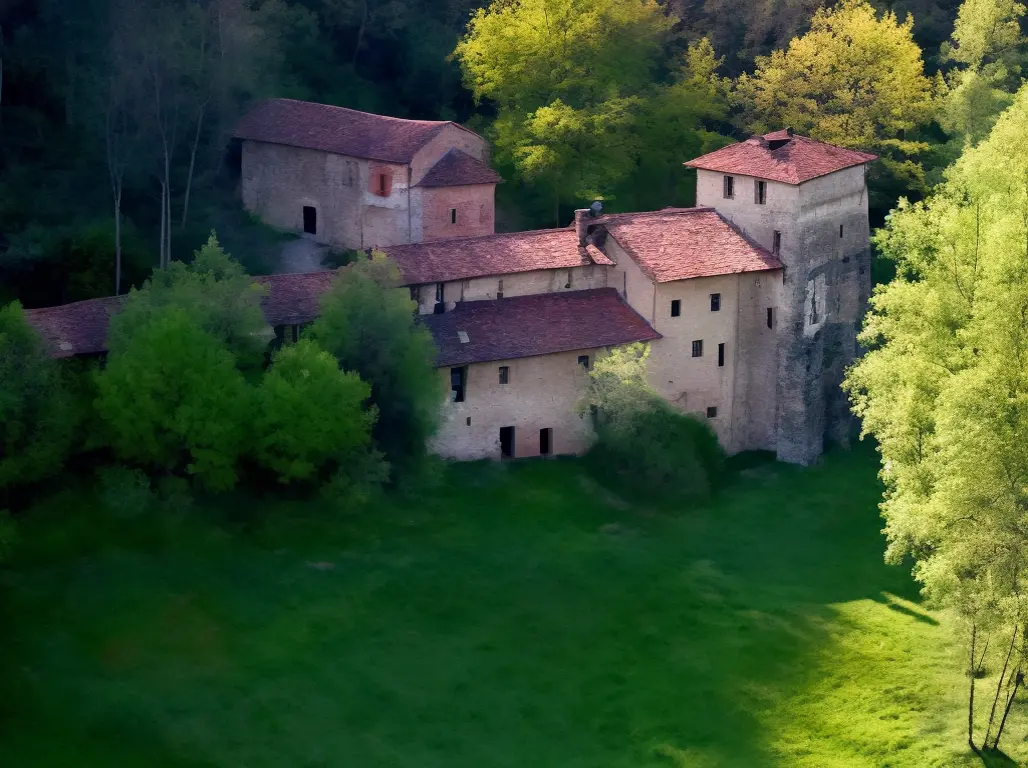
710;293;721;312
767;308;774;329
706;406;718;418
498;366;509;385
434;282;445;314
539;428;552;456
450;366;466;402
718;343;725;367
302;206;317;235
755;180;766;205
773;230;781;255
577;355;590;369
450;208;457;225
497;279;504;299
723;175;734;199
692;340;703;358
670;299;681;317
840;224;844;238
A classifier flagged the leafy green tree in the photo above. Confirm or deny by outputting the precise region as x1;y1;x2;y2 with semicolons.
254;339;383;486
109;233;271;370
582;343;724;500
939;0;1028;145
844;85;1028;751
734;0;937;201
96;306;250;491
308;253;442;471
0;301;77;490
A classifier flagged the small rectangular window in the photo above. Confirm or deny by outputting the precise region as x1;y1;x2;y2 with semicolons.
450;208;457;225
773;230;781;255
303;205;317;235
718;343;725;367
450;366;466;402
706;406;718;418
539;428;553;456
670;299;681;317
578;355;590;369
755;180;766;205
498;366;509;385
723;175;734;199
767;308;774;329
409;286;419;303
840;224;844;238
710;293;721;312
692;340;703;358
497;279;504;299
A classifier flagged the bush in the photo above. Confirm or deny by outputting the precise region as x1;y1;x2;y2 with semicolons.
254;339;384;486
0;301;78;490
583;343;725;501
95;306;251;490
308;253;443;471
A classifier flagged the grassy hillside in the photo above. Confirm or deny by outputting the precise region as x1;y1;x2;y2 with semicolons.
0;447;1018;766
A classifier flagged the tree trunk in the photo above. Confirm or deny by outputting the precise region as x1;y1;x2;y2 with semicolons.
159;180;168;270
1;24;5;115
985;625;1018;747
993;669;1022;751
352;0;369;67
114;186;123;294
969;623;980;753
181;102;206;230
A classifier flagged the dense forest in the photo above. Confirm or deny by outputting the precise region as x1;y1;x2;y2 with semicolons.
0;0;990;308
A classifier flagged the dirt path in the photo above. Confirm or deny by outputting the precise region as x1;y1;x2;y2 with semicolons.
278;238;329;274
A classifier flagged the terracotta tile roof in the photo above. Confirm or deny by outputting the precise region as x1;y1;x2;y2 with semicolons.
684;131;877;184
601;208;783;283
24;296;126;358
422;288;660;367
255;272;334;326
382;228;606;285
234;98;482;164
416;149;503;187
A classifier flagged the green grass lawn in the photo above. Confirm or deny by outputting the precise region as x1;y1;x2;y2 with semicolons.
1;447;1023;766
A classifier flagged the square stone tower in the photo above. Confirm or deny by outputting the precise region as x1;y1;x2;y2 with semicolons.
686;131;876;464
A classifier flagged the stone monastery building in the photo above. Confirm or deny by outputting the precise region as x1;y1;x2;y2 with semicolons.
26;99;876;466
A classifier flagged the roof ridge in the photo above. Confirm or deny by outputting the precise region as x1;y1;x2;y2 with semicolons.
265;97;453;127
384;226;575;251
453;286;615;310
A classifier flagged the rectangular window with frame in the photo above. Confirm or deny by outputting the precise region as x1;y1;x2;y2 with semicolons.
706;406;718;418
723;175;734;199
710;293;721;312
692;340;703;358
577;355;590;369
773;230;781;255
498;366;510;385
755;180;766;205
670;299;681;317
450;366;466;402
450;208;457;225
718;343;725;367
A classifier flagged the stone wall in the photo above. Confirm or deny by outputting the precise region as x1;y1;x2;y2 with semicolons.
429;348;599;460
415;184;496;242
409;124;490;184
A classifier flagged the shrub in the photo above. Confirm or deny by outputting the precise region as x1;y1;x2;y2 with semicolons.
95;306;251;490
583;343;725;500
0;301;78;490
308;253;443;471
253;339;384;486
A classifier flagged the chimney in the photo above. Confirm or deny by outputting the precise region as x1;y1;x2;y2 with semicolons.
574;209;591;245
786;127;794;137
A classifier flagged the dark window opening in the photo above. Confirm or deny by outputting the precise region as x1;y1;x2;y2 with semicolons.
450;366;466;402
840;224;844;238
540;428;553;456
302;206;317;235
497;279;504;299
498;366;509;385
718;343;725;367
755;180;766;205
377;173;389;196
500;426;515;458
450;208;457;224
409;286;419;303
434;282;445;314
723;175;734;199
710;293;721;312
692;340;703;358
767;308;774;329
578;355;590;369
670;299;681;317
565;270;572;289
707;406;718;418
466;417;471;426
773;230;781;255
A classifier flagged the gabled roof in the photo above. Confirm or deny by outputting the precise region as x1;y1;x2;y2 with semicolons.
422;288;660;367
381;228;612;286
417;148;503;188
599;208;782;283
234;98;482;164
684;131;877;185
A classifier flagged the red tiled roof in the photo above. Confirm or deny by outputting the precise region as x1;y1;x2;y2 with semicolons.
601;208;782;283
421;288;660;367
417;149;503;187
234;98;482;164
255;271;334;326
24;296;126;358
684;132;877;184
382;228;605;285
